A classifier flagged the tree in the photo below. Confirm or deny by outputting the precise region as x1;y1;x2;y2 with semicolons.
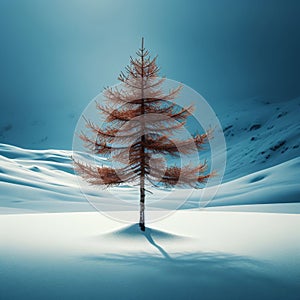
73;38;213;231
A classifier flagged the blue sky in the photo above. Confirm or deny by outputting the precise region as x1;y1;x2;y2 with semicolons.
0;0;299;149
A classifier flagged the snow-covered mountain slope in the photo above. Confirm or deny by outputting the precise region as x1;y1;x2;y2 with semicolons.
221;97;300;181
0;143;299;214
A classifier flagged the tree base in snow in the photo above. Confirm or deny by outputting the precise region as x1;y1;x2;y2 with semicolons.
139;222;145;231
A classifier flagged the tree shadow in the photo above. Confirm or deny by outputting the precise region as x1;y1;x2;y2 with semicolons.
80;250;278;297
142;227;172;260
81;224;298;299
102;223;183;260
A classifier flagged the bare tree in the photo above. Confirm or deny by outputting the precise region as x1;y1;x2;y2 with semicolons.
73;38;213;231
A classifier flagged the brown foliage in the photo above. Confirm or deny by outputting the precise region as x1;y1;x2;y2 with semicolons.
73;39;213;191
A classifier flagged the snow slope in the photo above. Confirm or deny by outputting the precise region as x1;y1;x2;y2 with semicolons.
0;144;91;213
0;143;300;214
1;97;299;213
221;97;300;181
1;96;299;177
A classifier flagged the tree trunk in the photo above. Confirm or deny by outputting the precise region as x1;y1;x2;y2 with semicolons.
139;184;145;231
139;37;146;232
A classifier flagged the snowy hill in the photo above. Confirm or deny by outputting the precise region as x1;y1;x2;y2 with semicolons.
0;142;299;214
0;97;299;214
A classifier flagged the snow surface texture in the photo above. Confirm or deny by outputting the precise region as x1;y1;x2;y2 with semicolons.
0;211;299;299
220;97;300;181
0;97;299;299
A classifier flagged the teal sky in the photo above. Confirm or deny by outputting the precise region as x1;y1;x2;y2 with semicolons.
0;0;299;149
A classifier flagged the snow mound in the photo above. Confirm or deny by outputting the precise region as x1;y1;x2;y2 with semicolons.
203;157;300;208
105;223;186;240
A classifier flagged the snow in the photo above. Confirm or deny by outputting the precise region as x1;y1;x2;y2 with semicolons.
0;143;299;299
0;143;299;214
0;96;299;299
1;95;299;173
202;157;300;208
221;97;300;181
0;211;299;299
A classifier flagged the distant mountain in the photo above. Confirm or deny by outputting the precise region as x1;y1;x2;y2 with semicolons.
219;97;300;181
1;97;299;171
